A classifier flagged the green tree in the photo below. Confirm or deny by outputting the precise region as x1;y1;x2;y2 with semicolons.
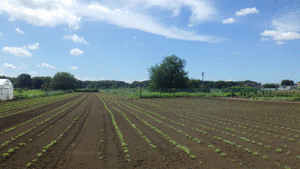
214;81;226;89
148;55;189;90
188;79;200;88
51;72;77;91
281;79;294;86
32;77;44;89
16;74;32;88
263;83;278;88
41;83;51;94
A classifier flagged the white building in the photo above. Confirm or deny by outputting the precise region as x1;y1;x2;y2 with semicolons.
0;79;14;101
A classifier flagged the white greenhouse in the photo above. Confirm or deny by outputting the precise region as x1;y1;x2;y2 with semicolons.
0;79;14;101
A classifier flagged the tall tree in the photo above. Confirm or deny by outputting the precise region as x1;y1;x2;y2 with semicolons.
281;79;294;86
32;77;44;89
148;55;189;90
16;74;32;88
51;72;77;90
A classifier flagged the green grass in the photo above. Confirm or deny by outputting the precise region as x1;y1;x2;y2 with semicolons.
14;90;44;96
103;88;300;101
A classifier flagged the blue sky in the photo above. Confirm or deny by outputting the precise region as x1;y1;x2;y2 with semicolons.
0;0;299;84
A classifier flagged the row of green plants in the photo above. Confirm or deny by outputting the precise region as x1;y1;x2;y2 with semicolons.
105;87;300;101
0;92;80;114
117;98;249;164
134;99;284;167
99;98;131;161
145;98;297;168
12;89;70;101
75;88;98;92
105;99;158;150
109;97;205;160
104;95;200;162
0;95;86;151
0;94;85;136
25;101;89;168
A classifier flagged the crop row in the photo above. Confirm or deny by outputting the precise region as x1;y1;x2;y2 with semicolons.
0;93;80;114
0;93;81;119
107;97;202;160
25;100;90;168
0;94;86;151
0;94;86;136
133;98;297;168
99;97;131;161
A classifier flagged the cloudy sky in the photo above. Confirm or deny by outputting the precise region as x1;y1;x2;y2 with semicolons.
0;0;299;84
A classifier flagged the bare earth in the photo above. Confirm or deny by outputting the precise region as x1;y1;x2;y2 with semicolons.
1;93;299;168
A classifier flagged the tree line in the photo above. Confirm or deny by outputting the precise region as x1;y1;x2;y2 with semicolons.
1;73;263;91
1;55;296;91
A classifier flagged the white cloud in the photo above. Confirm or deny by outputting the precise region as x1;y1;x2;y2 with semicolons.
16;62;27;70
36;63;55;69
124;79;131;83
0;0;81;30
0;69;4;75
85;2;222;43
27;42;40;50
222;18;236;24
3;63;16;69
260;9;300;43
29;71;38;76
137;79;148;82
70;66;78;70
261;37;270;41
236;7;259;16
0;0;223;43
276;41;284;45
75;76;105;81
261;30;300;40
15;27;24;34
2;46;32;57
0;32;2;36
69;48;84;56
63;34;88;45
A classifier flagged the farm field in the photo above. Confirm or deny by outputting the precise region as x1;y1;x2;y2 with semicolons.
1;93;300;168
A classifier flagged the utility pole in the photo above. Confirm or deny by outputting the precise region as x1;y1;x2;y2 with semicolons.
202;72;204;85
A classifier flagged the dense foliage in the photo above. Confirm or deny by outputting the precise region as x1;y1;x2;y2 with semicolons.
51;72;77;91
16;74;32;88
262;83;279;88
148;55;189;90
281;79;294;86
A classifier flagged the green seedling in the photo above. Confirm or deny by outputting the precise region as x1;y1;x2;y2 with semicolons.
26;163;32;168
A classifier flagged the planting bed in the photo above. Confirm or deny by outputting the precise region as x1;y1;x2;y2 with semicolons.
1;93;299;168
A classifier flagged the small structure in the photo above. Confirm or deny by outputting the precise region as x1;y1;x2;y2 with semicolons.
277;85;297;91
0;79;14;101
245;81;257;87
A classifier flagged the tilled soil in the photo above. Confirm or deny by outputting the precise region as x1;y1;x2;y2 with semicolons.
1;93;299;168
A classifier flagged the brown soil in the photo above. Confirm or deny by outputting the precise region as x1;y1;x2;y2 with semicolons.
1;93;299;168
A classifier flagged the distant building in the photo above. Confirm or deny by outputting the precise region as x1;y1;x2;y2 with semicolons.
277;85;297;91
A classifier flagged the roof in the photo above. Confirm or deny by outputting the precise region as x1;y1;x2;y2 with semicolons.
0;79;12;86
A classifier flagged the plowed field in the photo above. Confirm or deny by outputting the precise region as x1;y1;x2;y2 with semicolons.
1;93;299;168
